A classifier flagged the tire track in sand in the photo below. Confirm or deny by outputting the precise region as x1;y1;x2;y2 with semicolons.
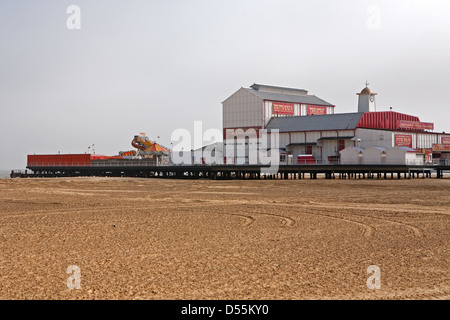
301;211;375;237
345;212;423;237
232;207;296;228
266;202;423;237
0;203;259;229
257;212;295;227
0;199;422;236
225;213;255;227
0;203;227;220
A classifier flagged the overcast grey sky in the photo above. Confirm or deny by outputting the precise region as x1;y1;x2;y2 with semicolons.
1;0;449;169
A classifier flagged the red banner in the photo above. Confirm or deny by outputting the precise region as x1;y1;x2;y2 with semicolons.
120;150;136;157
398;120;434;131
272;102;294;115
442;137;450;145
307;105;327;115
433;144;450;151
395;134;413;148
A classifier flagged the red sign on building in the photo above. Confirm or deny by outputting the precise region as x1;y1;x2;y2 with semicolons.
272;102;294;115
395;134;413;148
398;120;434;131
442;137;450;145
433;144;450;151
307;105;327;115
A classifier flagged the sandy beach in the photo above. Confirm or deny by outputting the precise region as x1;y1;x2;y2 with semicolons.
0;177;448;300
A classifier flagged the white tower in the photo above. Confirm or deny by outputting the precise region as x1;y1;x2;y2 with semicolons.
357;81;377;112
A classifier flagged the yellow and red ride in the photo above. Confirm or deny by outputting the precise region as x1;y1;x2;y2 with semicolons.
131;133;169;155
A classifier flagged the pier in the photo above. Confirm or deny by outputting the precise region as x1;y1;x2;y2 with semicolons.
10;164;449;179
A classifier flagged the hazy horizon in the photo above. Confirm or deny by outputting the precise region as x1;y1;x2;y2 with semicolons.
1;0;450;170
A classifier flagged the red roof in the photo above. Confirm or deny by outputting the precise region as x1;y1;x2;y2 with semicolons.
356;111;422;131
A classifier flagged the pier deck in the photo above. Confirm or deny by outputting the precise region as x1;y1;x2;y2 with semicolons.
10;164;450;179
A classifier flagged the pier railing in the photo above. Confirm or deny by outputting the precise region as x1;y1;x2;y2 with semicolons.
28;159;447;167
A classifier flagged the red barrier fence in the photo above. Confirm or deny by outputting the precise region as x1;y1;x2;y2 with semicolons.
27;154;92;167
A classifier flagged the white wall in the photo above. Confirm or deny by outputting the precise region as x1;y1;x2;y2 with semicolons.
363;147;387;164
340;147;363;164
438;134;450;144
358;94;376;112
355;129;450;150
416;133;438;149
320;141;337;160
355;128;393;148
279;132;290;148
385;147;423;165
341;146;425;165
223;88;263;129
305;132;321;143
290;132;306;144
